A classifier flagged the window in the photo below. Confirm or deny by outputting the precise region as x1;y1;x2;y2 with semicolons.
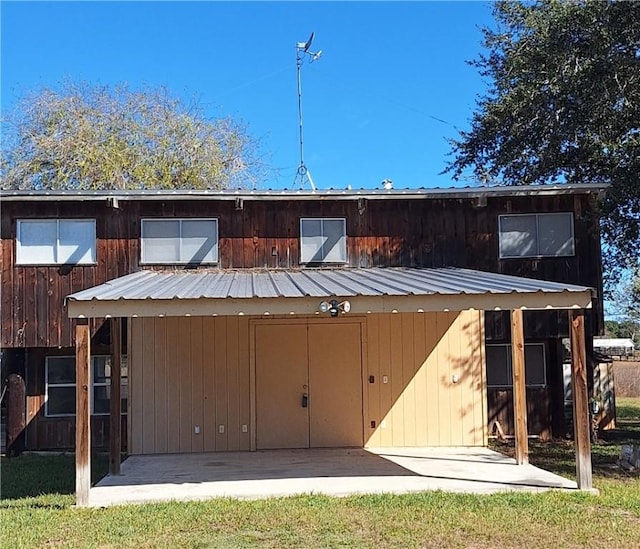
498;213;574;258
300;218;347;263
141;219;218;264
486;343;546;388
45;356;128;417
16;219;96;265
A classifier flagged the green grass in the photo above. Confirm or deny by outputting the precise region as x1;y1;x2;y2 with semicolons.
1;401;639;548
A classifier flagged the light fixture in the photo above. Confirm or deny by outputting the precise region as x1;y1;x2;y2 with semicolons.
318;299;351;317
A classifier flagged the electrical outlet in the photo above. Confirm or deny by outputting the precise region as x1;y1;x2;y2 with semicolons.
194;426;200;434
241;424;248;433
218;425;225;434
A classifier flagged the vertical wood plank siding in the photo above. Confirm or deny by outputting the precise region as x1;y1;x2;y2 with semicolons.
129;312;486;454
2;193;602;349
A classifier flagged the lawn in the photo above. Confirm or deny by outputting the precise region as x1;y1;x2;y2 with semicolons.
1;399;639;549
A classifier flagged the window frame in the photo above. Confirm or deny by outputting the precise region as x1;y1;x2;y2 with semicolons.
44;355;128;418
485;342;547;389
140;218;219;265
498;212;575;259
16;219;97;266
299;217;348;264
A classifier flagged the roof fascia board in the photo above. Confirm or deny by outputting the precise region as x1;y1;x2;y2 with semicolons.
1;184;609;202
67;290;593;319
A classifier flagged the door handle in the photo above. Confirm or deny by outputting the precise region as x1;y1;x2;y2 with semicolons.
301;393;308;408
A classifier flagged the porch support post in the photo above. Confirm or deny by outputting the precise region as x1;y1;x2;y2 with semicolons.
569;309;593;490
109;318;122;476
510;309;529;465
75;319;91;507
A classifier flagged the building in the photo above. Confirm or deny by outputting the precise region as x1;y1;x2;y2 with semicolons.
1;185;604;500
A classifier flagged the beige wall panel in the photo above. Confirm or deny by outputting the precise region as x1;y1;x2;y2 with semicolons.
129;318;143;455
178;318;193;453
365;311;486;448
214;318;228;451
141;318;155;454
401;313;417;446
238;317;251;450
389;314;405;446
448;314;464;446
154;319;168;454
435;312;453;446
165;317;181;453
201;317;216;452
308;323;363;448
424;313;440;447
226;317;241;451
377;314;393;447
413;313;428;446
190;317;204;452
365;315;381;447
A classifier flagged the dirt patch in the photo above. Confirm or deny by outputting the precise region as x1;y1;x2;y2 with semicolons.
613;361;640;397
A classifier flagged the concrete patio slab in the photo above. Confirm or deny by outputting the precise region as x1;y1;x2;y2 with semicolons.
89;447;578;507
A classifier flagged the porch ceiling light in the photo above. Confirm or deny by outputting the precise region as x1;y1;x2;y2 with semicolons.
319;299;351;317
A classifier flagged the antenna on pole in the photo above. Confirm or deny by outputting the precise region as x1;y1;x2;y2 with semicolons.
293;32;322;191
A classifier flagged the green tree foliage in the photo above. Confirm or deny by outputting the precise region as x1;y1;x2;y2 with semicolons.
447;0;640;287
1;82;265;190
606;267;640;345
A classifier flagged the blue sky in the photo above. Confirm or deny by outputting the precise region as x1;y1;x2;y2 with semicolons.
1;1;494;190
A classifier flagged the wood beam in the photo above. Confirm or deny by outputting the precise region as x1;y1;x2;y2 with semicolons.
569;309;593;490
511;309;529;465
109;318;122;476
75;319;91;507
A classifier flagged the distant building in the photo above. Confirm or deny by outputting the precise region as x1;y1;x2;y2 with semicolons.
593;338;635;358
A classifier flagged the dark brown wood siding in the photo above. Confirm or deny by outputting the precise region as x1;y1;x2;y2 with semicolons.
1;192;603;348
22;347;126;451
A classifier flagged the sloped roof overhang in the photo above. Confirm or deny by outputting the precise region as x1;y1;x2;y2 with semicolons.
65;267;594;319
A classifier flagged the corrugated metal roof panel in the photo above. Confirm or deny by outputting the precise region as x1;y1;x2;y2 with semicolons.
66;267;592;303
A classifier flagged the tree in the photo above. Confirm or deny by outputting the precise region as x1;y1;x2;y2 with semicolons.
1;82;266;190
447;0;640;288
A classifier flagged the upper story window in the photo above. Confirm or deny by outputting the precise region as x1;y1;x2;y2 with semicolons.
486;343;546;388
141;218;218;264
300;218;347;264
16;219;96;265
498;212;574;259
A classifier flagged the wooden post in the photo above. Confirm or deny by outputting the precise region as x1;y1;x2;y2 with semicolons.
569;309;593;490
510;309;529;465
109;318;122;476
75;319;91;507
6;374;26;456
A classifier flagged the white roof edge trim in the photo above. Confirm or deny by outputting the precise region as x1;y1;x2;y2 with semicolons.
2;183;609;202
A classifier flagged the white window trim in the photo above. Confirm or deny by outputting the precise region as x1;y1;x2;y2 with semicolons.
140;218;219;265
299;217;348;264
16;219;97;266
486;342;547;388
498;212;575;259
44;355;128;417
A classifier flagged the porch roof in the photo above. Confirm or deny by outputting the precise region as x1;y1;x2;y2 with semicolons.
65;267;593;318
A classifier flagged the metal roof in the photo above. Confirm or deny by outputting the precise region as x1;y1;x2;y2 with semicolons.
2;183;607;202
65;267;594;318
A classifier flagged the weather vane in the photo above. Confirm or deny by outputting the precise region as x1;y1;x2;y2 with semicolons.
293;32;322;191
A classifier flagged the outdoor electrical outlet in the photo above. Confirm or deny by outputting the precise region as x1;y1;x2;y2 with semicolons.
242;424;248;433
194;426;200;434
218;425;225;434
382;375;389;384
